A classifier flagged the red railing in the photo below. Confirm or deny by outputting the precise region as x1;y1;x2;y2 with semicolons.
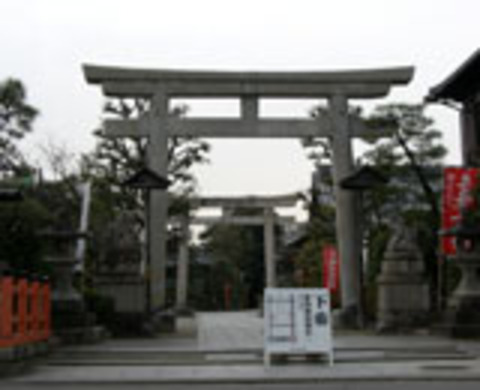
0;273;51;349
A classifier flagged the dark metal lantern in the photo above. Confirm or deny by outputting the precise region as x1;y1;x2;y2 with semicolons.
340;166;388;191
442;217;480;254
122;167;170;190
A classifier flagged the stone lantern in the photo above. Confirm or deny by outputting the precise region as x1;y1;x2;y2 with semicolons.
443;216;480;337
41;230;100;342
41;231;86;309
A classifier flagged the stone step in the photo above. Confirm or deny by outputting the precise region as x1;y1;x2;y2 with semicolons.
45;348;473;367
50;343;462;357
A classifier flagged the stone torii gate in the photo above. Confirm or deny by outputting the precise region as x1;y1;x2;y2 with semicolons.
174;194;298;310
83;65;413;323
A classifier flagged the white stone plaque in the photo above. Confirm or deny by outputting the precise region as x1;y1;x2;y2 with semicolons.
264;288;333;366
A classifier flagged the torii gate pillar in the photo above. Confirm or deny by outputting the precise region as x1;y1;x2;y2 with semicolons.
147;93;169;308
329;94;361;325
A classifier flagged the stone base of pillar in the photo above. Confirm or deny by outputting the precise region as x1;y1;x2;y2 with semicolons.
52;325;108;345
175;306;194;316
95;279;148;336
149;308;176;334
443;295;480;338
376;280;430;332
95;279;147;314
49;259;106;344
94;278;177;336
333;305;362;329
52;299;92;328
52;298;108;344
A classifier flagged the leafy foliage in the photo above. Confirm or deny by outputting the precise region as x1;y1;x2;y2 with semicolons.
0;79;38;176
84;100;210;208
361;105;446;299
300;103;446;310
0;195;51;273
362;104;446;224
0;78;44;273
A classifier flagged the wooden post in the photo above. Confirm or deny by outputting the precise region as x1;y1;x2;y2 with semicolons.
17;277;28;346
30;278;40;342
0;275;14;347
41;279;51;341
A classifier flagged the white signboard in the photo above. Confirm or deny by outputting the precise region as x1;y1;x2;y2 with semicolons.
264;288;333;366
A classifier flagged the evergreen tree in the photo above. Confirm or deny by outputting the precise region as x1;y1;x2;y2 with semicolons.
0;78;38;176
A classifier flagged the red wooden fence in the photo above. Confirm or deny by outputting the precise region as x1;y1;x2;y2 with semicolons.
0;273;51;349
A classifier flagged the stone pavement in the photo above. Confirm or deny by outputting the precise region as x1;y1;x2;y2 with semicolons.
3;311;480;385
197;310;263;351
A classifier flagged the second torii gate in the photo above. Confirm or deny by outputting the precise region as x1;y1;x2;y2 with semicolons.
175;194;298;310
83;65;413;325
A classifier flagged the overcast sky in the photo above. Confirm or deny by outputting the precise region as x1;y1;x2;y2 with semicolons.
1;0;478;203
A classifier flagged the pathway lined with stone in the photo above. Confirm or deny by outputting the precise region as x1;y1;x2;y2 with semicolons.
5;310;480;387
197;310;263;351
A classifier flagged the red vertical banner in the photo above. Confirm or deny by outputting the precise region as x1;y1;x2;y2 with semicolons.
322;245;340;293
442;167;479;255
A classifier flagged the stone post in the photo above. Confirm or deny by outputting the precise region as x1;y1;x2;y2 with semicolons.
328;94;361;326
264;207;276;288
148;92;169;309
175;215;190;311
